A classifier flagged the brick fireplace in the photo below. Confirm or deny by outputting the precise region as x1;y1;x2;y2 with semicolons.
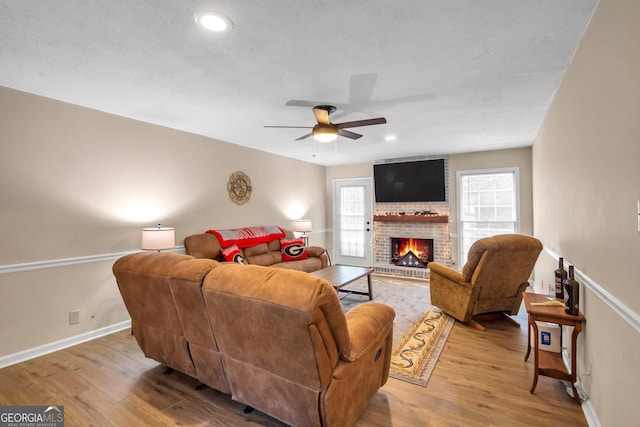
373;201;451;279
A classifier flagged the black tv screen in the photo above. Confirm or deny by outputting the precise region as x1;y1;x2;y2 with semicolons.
373;159;446;202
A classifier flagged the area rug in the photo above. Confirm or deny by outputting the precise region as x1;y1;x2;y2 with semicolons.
339;274;454;387
388;307;454;386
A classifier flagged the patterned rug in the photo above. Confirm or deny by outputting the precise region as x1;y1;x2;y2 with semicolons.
339;274;454;387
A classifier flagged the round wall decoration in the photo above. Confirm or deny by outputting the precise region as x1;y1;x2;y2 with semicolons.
227;171;252;205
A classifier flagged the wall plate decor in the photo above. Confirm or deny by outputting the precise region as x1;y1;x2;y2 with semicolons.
227;171;252;205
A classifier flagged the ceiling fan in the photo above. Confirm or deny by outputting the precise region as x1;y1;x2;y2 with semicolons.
265;105;387;143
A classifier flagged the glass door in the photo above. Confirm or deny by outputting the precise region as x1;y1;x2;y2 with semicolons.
332;178;373;266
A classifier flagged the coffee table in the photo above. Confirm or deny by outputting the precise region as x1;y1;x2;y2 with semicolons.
311;264;374;300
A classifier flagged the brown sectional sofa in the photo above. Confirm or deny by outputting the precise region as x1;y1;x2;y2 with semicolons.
184;228;329;272
113;251;395;427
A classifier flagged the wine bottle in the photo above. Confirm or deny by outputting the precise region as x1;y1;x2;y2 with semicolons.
564;265;580;315
554;257;567;300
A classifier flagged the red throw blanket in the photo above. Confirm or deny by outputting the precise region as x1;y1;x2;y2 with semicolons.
207;226;285;249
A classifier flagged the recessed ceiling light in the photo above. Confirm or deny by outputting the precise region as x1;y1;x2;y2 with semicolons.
194;12;233;33
385;135;397;141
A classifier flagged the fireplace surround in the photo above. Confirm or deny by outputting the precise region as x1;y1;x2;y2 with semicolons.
373;201;451;279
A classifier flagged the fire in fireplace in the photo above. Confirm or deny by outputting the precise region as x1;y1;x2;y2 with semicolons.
390;237;434;268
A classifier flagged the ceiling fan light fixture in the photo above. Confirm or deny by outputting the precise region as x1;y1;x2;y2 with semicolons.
313;126;338;143
194;12;233;33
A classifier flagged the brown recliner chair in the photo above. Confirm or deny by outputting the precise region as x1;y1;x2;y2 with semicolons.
201;263;395;427
429;234;542;330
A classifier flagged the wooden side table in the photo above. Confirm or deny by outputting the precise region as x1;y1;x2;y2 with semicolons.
523;292;585;403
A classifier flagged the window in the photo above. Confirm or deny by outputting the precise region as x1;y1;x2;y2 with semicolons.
457;168;520;266
339;186;366;258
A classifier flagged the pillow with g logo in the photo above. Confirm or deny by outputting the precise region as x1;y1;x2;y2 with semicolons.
221;244;246;264
280;238;308;262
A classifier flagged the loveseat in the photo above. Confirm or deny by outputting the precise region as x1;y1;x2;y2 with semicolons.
113;252;395;427
184;226;329;272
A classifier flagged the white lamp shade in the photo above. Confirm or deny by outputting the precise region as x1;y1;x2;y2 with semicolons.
293;219;312;233
141;226;175;250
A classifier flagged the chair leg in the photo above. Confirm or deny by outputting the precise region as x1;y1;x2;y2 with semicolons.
470;312;521;330
468;320;486;331
501;313;521;328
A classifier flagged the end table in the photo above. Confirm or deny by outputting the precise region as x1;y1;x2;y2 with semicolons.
523;292;585;403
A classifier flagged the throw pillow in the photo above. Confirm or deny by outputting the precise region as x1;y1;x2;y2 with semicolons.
280;238;308;262
221;244;245;264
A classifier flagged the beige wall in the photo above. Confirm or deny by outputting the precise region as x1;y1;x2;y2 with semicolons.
0;87;326;358
325;148;533;268
532;0;640;425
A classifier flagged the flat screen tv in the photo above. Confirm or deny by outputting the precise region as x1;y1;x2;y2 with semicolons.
373;159;446;202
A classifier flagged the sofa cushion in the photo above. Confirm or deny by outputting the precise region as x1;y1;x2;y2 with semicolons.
280;238;308;262
270;258;323;273
243;243;281;266
221;244;245;264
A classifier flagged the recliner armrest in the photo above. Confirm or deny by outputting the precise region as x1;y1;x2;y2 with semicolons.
342;302;395;361
306;246;325;257
306;246;330;268
429;262;466;284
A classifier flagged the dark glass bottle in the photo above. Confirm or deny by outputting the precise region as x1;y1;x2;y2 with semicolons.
564;265;580;315
554;257;567;300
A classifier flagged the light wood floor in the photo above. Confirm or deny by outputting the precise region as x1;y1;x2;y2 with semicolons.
0;308;587;426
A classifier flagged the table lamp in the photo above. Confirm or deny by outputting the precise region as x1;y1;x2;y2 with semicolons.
293;219;312;245
141;224;175;251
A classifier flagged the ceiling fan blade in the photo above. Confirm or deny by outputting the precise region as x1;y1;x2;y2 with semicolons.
264;125;312;129
294;133;313;141
335;117;387;129
313;108;331;125
338;129;363;140
285;99;326;107
348;73;378;104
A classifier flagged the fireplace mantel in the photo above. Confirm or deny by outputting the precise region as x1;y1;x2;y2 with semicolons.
373;214;449;224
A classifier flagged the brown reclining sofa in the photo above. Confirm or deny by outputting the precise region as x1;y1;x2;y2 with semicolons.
113;251;395;427
184;227;329;272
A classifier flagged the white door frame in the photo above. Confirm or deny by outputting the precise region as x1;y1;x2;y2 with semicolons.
332;178;374;266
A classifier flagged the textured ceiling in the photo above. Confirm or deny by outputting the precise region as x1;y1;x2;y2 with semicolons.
0;0;598;166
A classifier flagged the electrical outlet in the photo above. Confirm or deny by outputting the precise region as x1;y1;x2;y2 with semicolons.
69;310;80;325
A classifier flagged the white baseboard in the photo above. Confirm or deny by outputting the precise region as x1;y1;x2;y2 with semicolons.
0;320;131;369
581;398;601;427
0;247;185;367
